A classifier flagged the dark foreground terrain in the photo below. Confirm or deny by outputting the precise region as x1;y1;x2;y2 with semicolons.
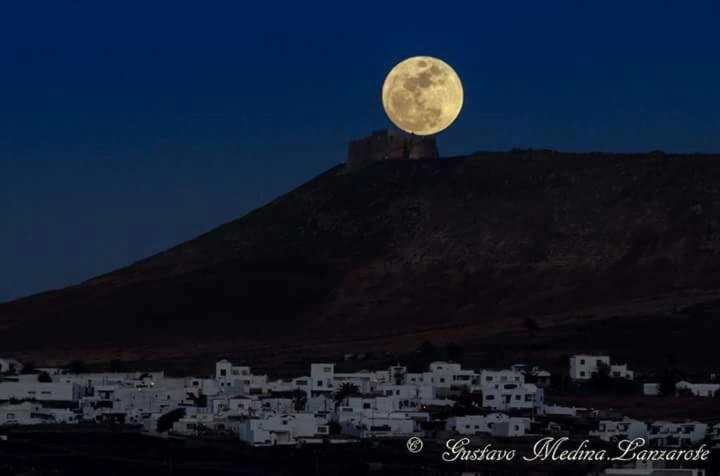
4;150;720;372
5;428;718;476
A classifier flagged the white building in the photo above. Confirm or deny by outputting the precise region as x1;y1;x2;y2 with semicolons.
643;383;661;396
591;419;648;442
569;355;634;381
569;355;611;380
675;381;720;397
215;360;258;391
232;413;328;446
481;382;543;412
310;363;335;394
0;381;82;402
0;402;79;425
339;412;418;438
478;369;524;386
446;413;529;437
0;358;23;375
648;421;707;447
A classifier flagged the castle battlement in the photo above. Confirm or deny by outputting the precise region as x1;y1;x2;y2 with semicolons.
347;129;439;169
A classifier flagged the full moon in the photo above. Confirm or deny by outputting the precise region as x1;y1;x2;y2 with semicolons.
382;56;463;136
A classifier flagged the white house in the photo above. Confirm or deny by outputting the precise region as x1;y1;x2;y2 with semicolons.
215;360;261;391
233;413;327;446
569;355;634;381
446;413;529;437
446;414;488;435
310;364;335;394
643;383;661;396
543;404;577;417
481;382;543;412
591;419;648;442
478;369;524;386
0;359;23;375
648;421;707;447
171;413;217;436
675;381;720;397
0;402;47;425
609;364;634;380
339;412;417;438
710;423;720;446
0;402;79;425
491;418;530;437
569;355;611;380
0;381;82;402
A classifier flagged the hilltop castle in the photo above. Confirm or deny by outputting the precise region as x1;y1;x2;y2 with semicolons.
347;129;438;169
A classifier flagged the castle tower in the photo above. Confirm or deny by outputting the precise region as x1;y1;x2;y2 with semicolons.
347;129;439;169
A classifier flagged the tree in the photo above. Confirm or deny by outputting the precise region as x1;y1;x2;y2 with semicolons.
418;340;437;356
590;361;611;392
66;360;89;374
108;359;128;372
157;408;186;432
328;420;342;435
23;361;37;374
292;389;308;412
677;387;694;398
659;368;681;396
37;371;52;383
444;342;464;361
334;382;360;409
186;390;207;407
453;389;483;415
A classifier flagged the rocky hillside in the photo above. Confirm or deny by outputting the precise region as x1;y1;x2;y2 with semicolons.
4;150;720;365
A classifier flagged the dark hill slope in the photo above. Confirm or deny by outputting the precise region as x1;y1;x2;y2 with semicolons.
4;150;720;361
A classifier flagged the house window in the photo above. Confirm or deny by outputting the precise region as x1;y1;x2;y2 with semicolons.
486;395;495;400
220;369;227;376
580;371;586;377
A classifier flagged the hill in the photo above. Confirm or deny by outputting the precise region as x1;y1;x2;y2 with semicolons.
4;150;720;371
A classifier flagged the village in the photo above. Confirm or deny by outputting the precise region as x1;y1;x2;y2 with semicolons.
0;354;719;475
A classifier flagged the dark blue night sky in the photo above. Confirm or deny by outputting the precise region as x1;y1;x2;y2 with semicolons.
1;1;719;301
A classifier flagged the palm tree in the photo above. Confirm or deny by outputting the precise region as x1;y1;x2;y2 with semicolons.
334;382;360;409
